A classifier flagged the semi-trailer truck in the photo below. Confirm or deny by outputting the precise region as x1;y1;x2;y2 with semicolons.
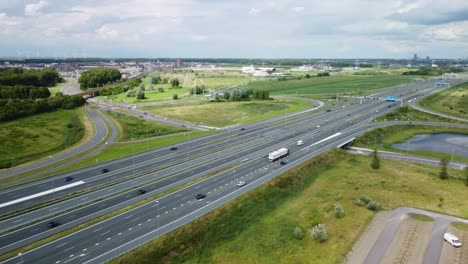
268;148;289;162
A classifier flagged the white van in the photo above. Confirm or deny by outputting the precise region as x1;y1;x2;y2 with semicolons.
444;232;462;247
297;140;304;146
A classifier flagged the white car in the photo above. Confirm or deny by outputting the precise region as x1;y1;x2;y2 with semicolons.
237;181;246;187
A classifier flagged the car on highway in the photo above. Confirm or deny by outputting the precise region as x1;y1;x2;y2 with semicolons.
280;161;287;165
101;168;109;173
64;176;73;182
196;194;206;200
237;181;246;187
240;128;245;131
47;221;61;229
137;189;147;195
170;147;178;151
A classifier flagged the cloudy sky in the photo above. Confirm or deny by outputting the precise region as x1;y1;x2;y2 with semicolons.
1;0;467;59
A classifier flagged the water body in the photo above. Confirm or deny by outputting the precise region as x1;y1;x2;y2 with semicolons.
392;133;468;158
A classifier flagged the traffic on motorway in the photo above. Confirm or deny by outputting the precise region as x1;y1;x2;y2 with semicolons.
0;78;466;264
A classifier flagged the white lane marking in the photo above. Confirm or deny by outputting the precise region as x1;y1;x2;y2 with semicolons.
92;228;103;233
305;132;342;148
0;181;86;208
64;246;75;252
101;231;110;236
13;218;23;223
56;242;68;248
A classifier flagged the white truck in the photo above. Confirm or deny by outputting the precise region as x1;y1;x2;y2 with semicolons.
297;140;304;146
268;148;289;162
444;232;462;247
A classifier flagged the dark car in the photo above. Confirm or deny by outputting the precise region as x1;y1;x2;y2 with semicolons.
170;147;178;151
47;221;61;229
280;161;287;165
137;189;147;195
196;194;206;200
101;168;109;173
240;128;245;131
64;176;73;182
326;109;331;112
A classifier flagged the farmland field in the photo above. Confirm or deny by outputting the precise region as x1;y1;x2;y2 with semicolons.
244;75;415;95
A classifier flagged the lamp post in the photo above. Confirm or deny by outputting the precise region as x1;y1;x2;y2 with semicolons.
156;200;160;230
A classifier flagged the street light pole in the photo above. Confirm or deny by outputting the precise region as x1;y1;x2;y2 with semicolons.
156;200;160;230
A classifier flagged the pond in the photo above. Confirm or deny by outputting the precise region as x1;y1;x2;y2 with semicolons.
392;133;468;158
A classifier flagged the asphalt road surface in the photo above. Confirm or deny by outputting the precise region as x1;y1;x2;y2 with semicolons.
1;78;467;263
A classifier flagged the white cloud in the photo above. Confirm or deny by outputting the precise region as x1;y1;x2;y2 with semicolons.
95;25;119;40
24;0;48;16
191;34;208;42
248;7;260;15
291;6;304;13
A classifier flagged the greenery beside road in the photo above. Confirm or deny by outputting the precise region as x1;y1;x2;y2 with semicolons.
142;98;312;127
103;111;187;141
243;75;414;96
112;150;468;264
418;81;468;119
0;108;85;169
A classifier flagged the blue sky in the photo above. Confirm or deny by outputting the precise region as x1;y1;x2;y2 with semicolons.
0;0;467;59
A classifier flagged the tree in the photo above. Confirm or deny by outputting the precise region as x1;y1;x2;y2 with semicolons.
136;89;145;99
138;83;145;91
305;73;311;78
370;149;380;169
78;67;121;89
439;157;449;179
158;87;164;92
311;224;327;242
172;93;178;100
334;203;345;218
293;227;304;240
170;78;180;88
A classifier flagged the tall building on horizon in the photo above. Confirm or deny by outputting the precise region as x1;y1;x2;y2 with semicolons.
413;53;418;61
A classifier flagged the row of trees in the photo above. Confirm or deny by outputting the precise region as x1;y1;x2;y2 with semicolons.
216;88;270;101
78;68;121;89
0;93;85;122
0;85;51;99
0;67;61;87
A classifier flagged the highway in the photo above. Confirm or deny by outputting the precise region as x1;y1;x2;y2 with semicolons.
0;78;466;263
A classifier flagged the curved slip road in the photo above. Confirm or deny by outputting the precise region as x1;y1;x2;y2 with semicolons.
0;107;111;180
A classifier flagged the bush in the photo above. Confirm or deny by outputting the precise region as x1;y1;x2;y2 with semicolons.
311;224;327;242
367;201;381;211
353;198;364;206
360;195;372;204
293;227;304;240
334;203;345;218
172;93;178;100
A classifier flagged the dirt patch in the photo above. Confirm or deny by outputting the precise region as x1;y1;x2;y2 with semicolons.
439;226;468;264
380;216;433;264
344;211;392;264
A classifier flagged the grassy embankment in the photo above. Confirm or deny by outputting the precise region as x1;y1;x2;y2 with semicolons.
418;81;468;119
374;105;468;124
112;150;468;264
0;108;85;169
142;98;312;127
103;111;187;141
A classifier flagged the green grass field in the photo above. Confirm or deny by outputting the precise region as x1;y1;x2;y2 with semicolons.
418;81;468;119
141;98;312;127
375;105;468;124
103;111;186;141
112;150;468;264
0;109;85;169
244;75;414;95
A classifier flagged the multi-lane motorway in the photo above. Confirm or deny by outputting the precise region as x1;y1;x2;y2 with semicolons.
1;78;467;263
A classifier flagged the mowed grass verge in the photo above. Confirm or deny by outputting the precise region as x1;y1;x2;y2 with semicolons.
418;81;468;119
112;150;468;264
0;108;85;169
244;75;415;95
142;98;312;127
103;111;186;141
